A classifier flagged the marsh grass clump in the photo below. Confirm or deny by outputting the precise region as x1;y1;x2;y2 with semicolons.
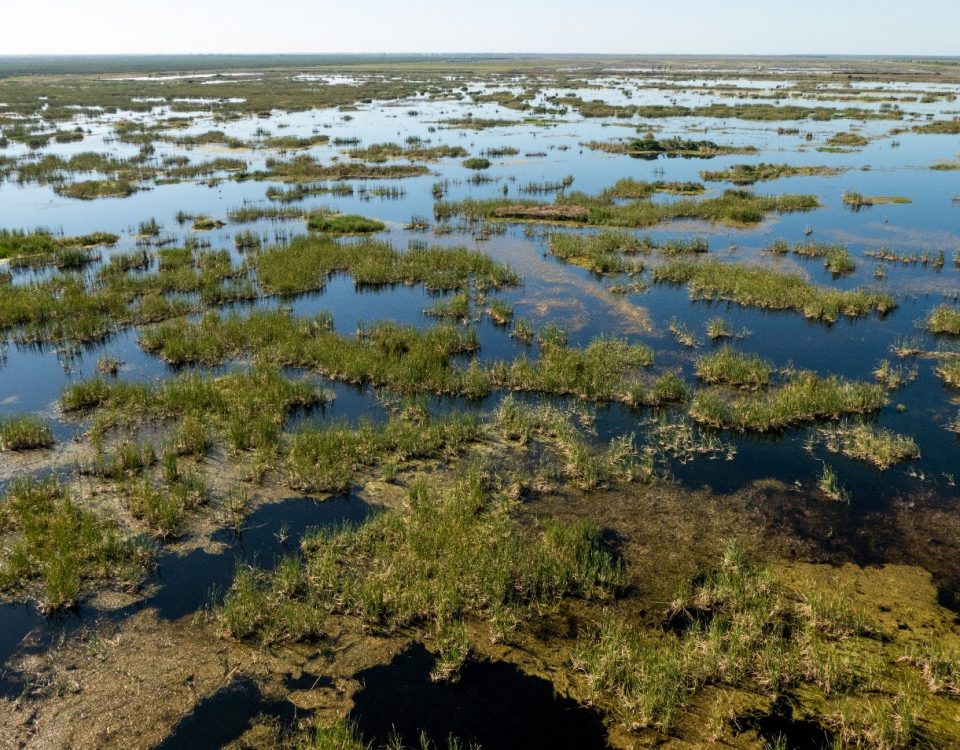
816;421;919;469
266;182;353;202
59;377;115;412
652;258;895;322
690;372;887;432
170;130;246;149
171;413;213;457
495;397;648;487
226;205;304;223
54;179;137;200
424;291;470;320
439;117;520;130
306;213;386;234
300;719;369;750
872;359;917;389
511;318;533;344
0;242;254;344
826;691;921;749
926;305;960;336
346;142;466;163
914;119;960;135
220;467;621;646
234;230;261;251
818;463;849;502
125;471;207;537
842;192;912;209
80;441;158;480
695;347;773;390
700;163;845;184
864;246;946;268
0;228;117;269
256;156;430;182
96;356;120;376
548;231;646;275
438;188;819;229
493;336;654;402
137;218;161;236
62;366;323;455
261;134;330;150
0;478;151;611
284;412;481;493
706;317;732;340
486;298;513;326
598;178;704;199
405;214;431;232
138;310;483;395
586;136;755;158
946;412;960;435
253;236;518;295
767;239;856;275
573;544;871;730
0;414;54;451
663;321;698;351
824;132;870;150
191;214;225;231
520;176;575;195
935;358;960;389
904;642;960;696
462;157;491;170
639;372;691;408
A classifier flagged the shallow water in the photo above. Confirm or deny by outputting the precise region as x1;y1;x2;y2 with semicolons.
0;494;373;697
153;675;304;750
3;68;960;684
349;642;610;749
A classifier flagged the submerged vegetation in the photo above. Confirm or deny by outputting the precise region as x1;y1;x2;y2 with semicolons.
815;421;920;469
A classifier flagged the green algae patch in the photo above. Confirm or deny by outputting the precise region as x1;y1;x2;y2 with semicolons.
573;549;960;746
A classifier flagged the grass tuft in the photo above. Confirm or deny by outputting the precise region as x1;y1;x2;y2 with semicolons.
0;415;54;451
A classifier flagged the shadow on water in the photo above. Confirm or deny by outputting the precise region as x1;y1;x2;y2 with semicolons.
349;642;610;749
735;696;834;749
0;494;374;698
0;602;42;669
0;601;92;698
0;601;50;696
146;494;372;621
152;675;306;750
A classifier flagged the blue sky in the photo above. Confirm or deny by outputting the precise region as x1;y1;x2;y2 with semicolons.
6;0;959;56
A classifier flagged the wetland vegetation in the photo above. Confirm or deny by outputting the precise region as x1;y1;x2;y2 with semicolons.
2;53;960;750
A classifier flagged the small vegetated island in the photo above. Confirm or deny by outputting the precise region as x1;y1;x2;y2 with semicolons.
1;53;960;750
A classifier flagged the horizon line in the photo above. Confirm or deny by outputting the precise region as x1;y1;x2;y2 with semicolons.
2;52;960;59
